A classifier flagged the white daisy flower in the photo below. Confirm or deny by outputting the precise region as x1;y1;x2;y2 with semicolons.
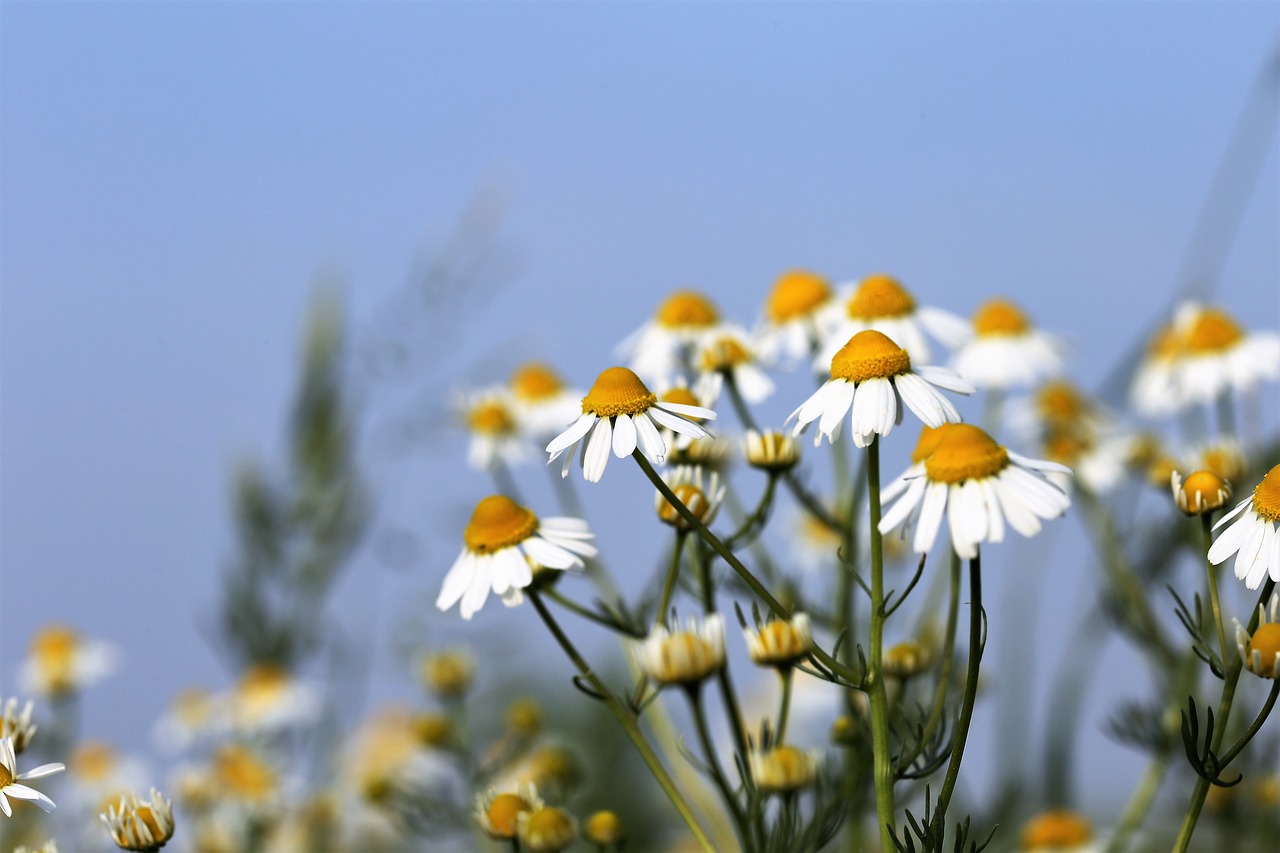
634;614;726;687
1129;320;1184;417
878;423;1072;560
1208;464;1280;590
153;688;218;755
459;389;527;471
20;625;118;697
508;362;582;437
653;377;720;452
0;735;64;817
789;329;972;448
224;664;320;735
1234;587;1280;680
654;465;726;530
0;698;37;756
437;495;596;620
475;781;545;841
1171;301;1280;405
697;325;775;404
1038;432;1135;496
546;367;715;483
749;745;820;795
99;787;175;852
1007;380;1111;448
754;269;836;365
951;298;1065;390
816;273;969;369
617;290;728;384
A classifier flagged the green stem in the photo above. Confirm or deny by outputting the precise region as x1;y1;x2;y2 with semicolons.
776;668;794;743
691;538;752;781
544;587;645;638
527;592;716;853
1202;514;1230;670
898;551;962;773
1216;679;1280;769
839;450;866;853
864;436;897;853
931;551;984;841
688;686;751;849
656;532;688;629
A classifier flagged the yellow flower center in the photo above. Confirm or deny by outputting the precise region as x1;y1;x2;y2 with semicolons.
236;664;290;718
31;626;79;692
581;367;657;417
1248;624;1280;678
464;495;539;553
522;806;576;850
846;274;916;320
1148;323;1182;360
468;400;516;435
829;330;912;383
124;804;167;846
700;336;752;371
972;298;1031;337
1043;432;1085;466
658;484;711;528
1177;470;1231;515
1020;809;1094;849
924;424;1009;484
655;291;719;329
214;745;277;801
510;363;564;401
910;424;950;464
1036;380;1088;425
1184;307;1244;354
767;270;831;321
73;741;118;781
486;793;530;838
585;811;624;845
413;712;454;748
0;763;12;787
1252;465;1280;523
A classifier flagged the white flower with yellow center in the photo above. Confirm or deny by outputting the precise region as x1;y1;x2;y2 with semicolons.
1208;464;1280;590
153;688;217;755
437;495;596;619
1;698;37;756
755;269;837;364
100;788;175;852
618;290;727;383
1039;431;1134;496
655;466;726;531
634;615;726;687
744;614;814;668
474;782;544;841
459;389;527;471
1170;469;1233;517
743;429;800;472
879;423;1071;559
654;379;719;452
1235;588;1280;680
210;743;282;811
346;707;459;813
0;735;64;817
20;625;118;697
818;274;969;369
1171;301;1280;404
1018;809;1098;852
790;330;972;448
951;298;1065;390
697;325;775;404
225;664;320;734
546;367;715;482
67;741;149;818
508;362;581;436
1130;320;1184;417
749;745;820;795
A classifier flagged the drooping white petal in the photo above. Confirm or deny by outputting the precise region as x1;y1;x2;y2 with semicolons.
583;418;614;483
522;536;580;570
992;476;1043;538
612;413;638;458
648;406;709;438
436;549;477;610
978;478;1005;544
658;401;718;420
817;381;856;438
460;556;495;619
913;482;949;554
633;412;667;463
879;476;927;534
951;480;988;550
546;413;597;457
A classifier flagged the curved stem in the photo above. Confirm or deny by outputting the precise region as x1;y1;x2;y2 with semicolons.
690;538;752;780
656;532;688;629
1216;678;1280;769
776;668;794;744
687;686;750;849
864;436;897;853
898;550;962;773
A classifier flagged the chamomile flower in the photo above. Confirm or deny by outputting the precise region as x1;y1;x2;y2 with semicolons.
951;298;1065;390
67;741;149;818
744;614;814;668
618;290;727;384
1018;809;1098;852
1;698;37;755
1208;464;1280;590
99;788;175;852
743;429;800;472
790;330;972;448
1171;469;1233;517
346;708;460;813
654;378;720;452
697;325;775;404
818;273;969;368
878;423;1072;559
459;389;526;471
225;664;320;734
508;362;581;436
755;269;836;364
1;735;64;817
519;806;577;852
749;745;820;795
1172;301;1280;404
634;615;726;687
437;495;597;620
546;367;715;482
655;465;726;530
475;782;544;841
1234;588;1280;679
21;625;118;697
1129;320;1183;417
153;688;218;755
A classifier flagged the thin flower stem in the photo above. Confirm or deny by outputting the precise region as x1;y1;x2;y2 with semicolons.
839;452;865;853
898;550;962;773
656;532;688;629
1202;514;1230;669
489;457;525;504
1216;678;1280;769
865;436;897;853
527;592;717;853
931;551;984;841
544;587;645;638
776;668;794;744
687;686;752;850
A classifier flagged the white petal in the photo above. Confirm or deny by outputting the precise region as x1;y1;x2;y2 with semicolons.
460;556;495;619
880;476;926;534
916;364;975;395
793;381;840;429
993;476;1043;538
979;478;1005;544
913;482;949;554
3;784;56;812
950;480;988;550
0;791;10;817
612;413;638;458
436;550;477;611
658;401;718;420
633;412;667;463
583;418;613;483
648;406;709;438
522;536;580;569
546;413;596;456
817;381;856;438
895;373;945;427
1212;496;1254;532
18;763;64;781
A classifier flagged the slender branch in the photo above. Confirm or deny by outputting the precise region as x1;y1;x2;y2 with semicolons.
898;550;962;773
1216;678;1280;770
544;587;645;638
776;668;794;744
656;532;688;629
865;436;897;853
687;686;751;849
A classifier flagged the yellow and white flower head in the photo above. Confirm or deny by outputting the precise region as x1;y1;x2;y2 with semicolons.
1208;464;1280;590
100;788;175;852
346;707;460;813
437;495;597;619
518;805;578;852
951;298;1065;390
1;698;37;755
1018;808;1099;852
1008;380;1111;447
67;741;149;818
546;366;716;482
618;290;727;384
474;781;544;841
508;362;582;437
749;745;820;795
743;429;800;472
790;330;972;448
655;465;726;531
744;614;814;668
697;324;776;404
1170;469;1233;517
1235;588;1280;679
755;269;837;364
210;743;283;813
1171;301;1280;404
21;625;118;697
1194;438;1247;485
878;423;1072;560
153;688;218;755
225;664;320;734
818;274;969;369
653;377;720;452
634;614;726;687
0;735;64;817
1129;320;1184;417
458;388;527;471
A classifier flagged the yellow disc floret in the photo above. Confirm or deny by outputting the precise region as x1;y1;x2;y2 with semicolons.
1036;380;1089;428
484;792;530;839
924;424;1009;484
829;330;912;383
910;424;952;464
468;400;516;435
1019;809;1094;850
1252;465;1280;523
658;484;711;529
214;744;277;802
520;806;577;852
701;336;752;371
846;274;916;320
584;810;624;845
767;270;831;322
464;495;538;554
1174;470;1233;516
581;367;657;418
1184;307;1244;354
655;291;719;328
510;363;564;401
972;298;1031;337
1247;624;1280;679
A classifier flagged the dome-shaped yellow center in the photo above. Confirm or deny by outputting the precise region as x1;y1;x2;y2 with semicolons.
910;424;953;464
581;367;657;417
767;270;831;321
0;763;11;788
510;363;564;401
1177;470;1231;515
468;400;516;435
701;336;752;370
236;664;290;717
1020;809;1093;849
1249;624;1280;678
1185;308;1244;354
1036;380;1088;426
585;810;624;845
846;274;916;320
486;793;530;838
1148;323;1182;360
464;495;539;553
126;804;167;845
1253;465;1280;523
658;484;711;528
522;806;576;850
655;291;719;329
829;330;912;382
214;744;277;801
972;298;1031;337
924;424;1009;484
73;741;118;781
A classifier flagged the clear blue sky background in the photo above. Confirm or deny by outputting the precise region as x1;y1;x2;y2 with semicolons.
2;0;1278;825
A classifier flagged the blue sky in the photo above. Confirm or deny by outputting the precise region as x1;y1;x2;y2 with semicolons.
2;1;1277;819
